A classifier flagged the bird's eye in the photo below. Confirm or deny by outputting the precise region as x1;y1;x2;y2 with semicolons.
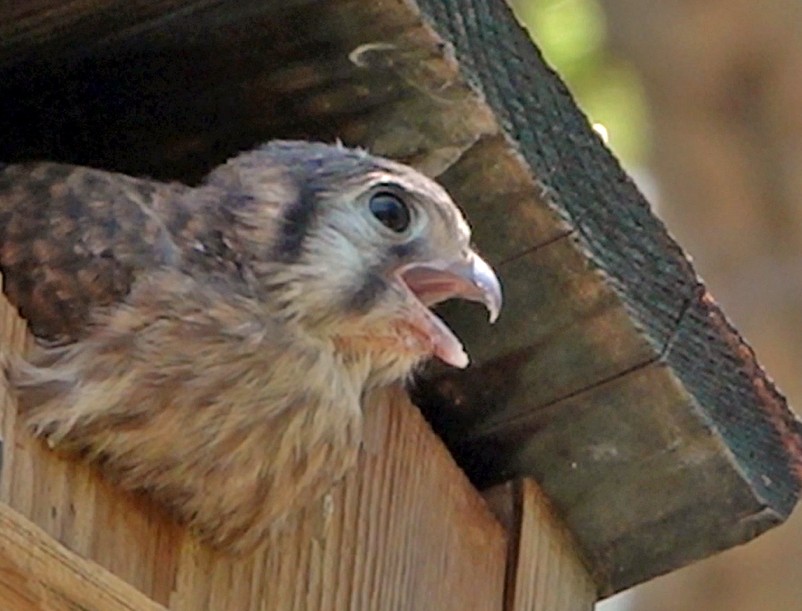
369;192;410;233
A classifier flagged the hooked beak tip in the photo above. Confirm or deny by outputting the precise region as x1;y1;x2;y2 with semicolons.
469;252;502;324
394;250;502;368
397;251;503;322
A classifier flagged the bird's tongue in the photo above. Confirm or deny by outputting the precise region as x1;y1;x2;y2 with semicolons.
400;266;472;368
419;309;469;369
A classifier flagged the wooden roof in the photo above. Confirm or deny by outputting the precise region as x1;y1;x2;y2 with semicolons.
1;0;801;596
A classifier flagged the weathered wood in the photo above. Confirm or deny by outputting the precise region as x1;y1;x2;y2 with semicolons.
429;136;572;266
0;0;497;182
0;0;800;597
412;0;802;594
420;232;656;432
0;282;507;609
0;500;166;611
606;2;802;608
466;362;792;591
485;480;596;611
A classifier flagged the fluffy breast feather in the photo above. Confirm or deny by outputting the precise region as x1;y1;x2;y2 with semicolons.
11;269;363;551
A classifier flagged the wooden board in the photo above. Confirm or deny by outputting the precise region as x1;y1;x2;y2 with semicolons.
0;501;166;611
0;0;800;596
485;480;596;611
0;284;507;610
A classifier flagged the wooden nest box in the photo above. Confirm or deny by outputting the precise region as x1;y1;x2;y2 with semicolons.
1;1;800;609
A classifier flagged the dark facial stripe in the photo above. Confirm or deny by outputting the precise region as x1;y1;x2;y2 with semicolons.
347;266;388;313
273;181;317;263
387;237;423;260
346;238;424;313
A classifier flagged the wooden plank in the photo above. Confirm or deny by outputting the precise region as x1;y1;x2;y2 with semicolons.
485;480;596;611
466;363;789;592
0;281;507;609
411;0;802;594
435;135;572;266
0;500;166;611
169;390;506;611
0;281;185;602
420;232;657;446
0;0;498;182
0;0;800;597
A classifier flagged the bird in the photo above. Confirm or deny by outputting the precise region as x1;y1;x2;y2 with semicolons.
0;140;501;552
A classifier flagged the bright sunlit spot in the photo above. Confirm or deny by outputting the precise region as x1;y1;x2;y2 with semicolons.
592;122;609;143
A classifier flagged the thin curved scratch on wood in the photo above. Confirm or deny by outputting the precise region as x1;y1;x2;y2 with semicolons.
350;40;463;105
344;29;497;179
348;42;398;68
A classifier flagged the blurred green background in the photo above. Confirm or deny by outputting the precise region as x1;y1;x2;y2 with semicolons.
512;0;647;166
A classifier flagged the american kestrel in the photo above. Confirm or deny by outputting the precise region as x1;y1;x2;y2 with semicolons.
0;141;501;551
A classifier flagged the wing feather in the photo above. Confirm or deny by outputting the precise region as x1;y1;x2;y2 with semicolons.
0;163;187;343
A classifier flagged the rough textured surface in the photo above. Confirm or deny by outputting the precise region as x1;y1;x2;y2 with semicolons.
412;0;802;592
602;2;802;609
0;0;800;596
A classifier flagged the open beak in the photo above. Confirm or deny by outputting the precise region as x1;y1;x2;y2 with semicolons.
398;251;502;368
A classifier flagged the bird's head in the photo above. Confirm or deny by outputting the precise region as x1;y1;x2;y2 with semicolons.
208;141;502;383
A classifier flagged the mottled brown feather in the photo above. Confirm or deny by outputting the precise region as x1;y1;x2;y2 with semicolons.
0;154;360;552
0;163;186;342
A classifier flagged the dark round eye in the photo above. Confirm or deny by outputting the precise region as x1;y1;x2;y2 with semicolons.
369;192;410;233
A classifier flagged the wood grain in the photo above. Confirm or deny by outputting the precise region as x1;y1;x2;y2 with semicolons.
488;480;596;611
171;390;507;611
507;479;596;611
0;280;507;610
0;501;166;611
413;0;802;594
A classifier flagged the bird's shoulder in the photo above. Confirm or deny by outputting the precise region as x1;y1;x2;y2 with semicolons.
0;162;257;343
